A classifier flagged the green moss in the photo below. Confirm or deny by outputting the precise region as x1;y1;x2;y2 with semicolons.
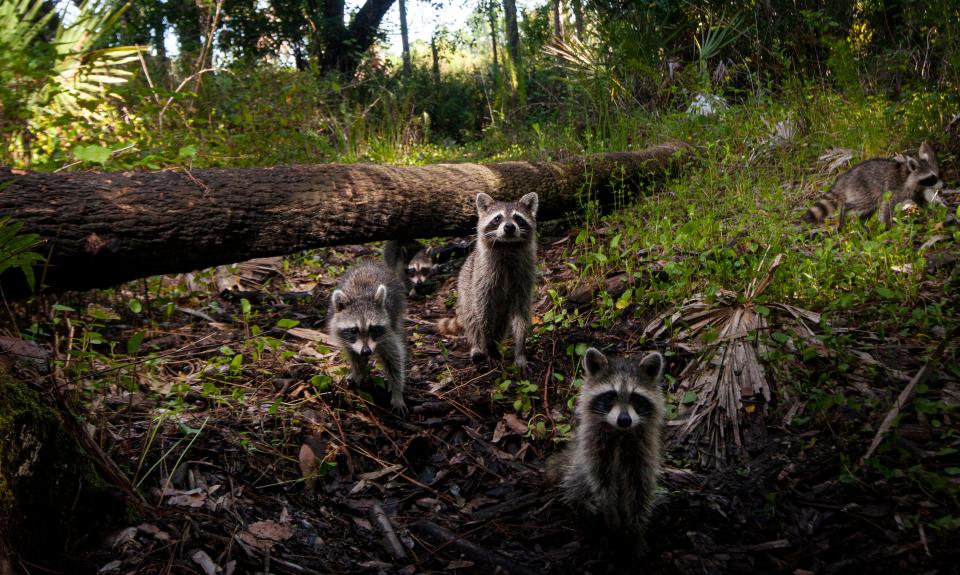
0;373;116;564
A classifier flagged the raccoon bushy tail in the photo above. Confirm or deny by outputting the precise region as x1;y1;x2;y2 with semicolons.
436;316;462;335
803;193;839;223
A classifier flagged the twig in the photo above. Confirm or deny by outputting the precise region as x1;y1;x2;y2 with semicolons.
411;520;538;575
859;326;959;466
368;502;407;561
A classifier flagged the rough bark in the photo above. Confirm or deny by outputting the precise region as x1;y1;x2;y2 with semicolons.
570;0;583;38
0;143;691;298
0;374;118;570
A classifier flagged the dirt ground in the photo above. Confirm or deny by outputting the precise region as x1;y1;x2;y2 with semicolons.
11;224;958;575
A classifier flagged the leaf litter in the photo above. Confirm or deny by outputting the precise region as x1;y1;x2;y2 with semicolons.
12;232;957;574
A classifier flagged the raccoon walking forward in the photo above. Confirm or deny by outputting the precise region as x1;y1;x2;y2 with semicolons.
804;141;944;229
436;192;539;369
556;348;666;539
383;239;434;297
327;261;408;414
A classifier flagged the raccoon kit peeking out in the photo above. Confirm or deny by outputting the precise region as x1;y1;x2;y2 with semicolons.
804;141;944;230
327;261;408;414
437;192;539;369
383;239;434;297
555;348;666;539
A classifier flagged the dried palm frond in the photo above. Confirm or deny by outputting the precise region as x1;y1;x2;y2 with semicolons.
818;147;855;174
748;117;798;164
644;253;822;466
216;256;284;293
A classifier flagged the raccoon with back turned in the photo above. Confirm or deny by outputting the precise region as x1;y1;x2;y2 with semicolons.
383;239;434;297
804;141;944;229
552;347;666;540
436;192;539;369
327;260;408;414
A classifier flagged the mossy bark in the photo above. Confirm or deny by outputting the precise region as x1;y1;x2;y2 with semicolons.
0;375;115;571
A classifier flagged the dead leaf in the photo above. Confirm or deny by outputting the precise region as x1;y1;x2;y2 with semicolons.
299;444;318;494
502;413;529;435
247;520;293;542
190;550;217;575
165;488;206;508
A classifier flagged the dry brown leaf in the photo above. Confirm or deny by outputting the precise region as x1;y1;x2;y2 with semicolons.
299;444;318;495
165;488;206;508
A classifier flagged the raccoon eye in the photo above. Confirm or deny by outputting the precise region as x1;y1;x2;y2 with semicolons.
340;327;359;340
491;214;503;225
629;393;653;417
919;175;939;186
590;391;618;414
368;325;385;338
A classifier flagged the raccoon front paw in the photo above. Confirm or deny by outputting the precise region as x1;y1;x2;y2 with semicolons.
390;396;408;416
514;355;529;372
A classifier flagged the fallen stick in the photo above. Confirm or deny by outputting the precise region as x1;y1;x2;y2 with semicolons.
411;520;538;575
369;502;408;561
469;492;545;522
859;326;959;466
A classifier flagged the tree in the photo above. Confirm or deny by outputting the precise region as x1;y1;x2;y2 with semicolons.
0;144;690;298
399;0;411;75
319;0;396;74
502;0;524;103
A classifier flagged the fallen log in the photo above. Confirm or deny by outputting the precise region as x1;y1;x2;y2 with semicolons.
0;143;690;298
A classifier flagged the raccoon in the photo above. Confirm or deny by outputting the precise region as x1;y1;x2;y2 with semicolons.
436;192;538;369
804;141;944;229
555;347;666;539
384;239;434;297
327;261;408;414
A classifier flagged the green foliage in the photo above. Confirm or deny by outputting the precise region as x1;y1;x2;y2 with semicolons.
0;216;44;292
0;0;144;167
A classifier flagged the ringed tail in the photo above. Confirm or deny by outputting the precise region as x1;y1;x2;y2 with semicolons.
436;316;462;335
803;195;838;224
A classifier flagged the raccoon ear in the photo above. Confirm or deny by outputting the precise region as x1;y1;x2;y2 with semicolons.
476;193;495;213
374;284;388;306
519;192;539;217
583;347;608;377
919;141;938;171
906;156;920;172
638;352;666;383
331;289;350;312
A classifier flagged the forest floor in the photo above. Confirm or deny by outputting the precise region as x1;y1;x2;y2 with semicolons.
11;198;957;574
6;95;960;573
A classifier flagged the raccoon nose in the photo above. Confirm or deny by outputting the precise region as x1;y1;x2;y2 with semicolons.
360;346;373;357
616;412;632;428
503;222;517;235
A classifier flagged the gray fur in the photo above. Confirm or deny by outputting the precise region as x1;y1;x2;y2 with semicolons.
384;239;434;297
438;192;539;369
557;348;666;537
804;141;943;229
327;260;408;414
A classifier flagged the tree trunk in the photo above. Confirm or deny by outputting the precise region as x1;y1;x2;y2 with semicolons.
502;0;524;105
503;0;520;67
0;374;120;570
553;0;565;38
431;33;441;83
488;2;500;82
0;144;691;298
399;0;411;76
321;0;396;75
570;0;583;38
